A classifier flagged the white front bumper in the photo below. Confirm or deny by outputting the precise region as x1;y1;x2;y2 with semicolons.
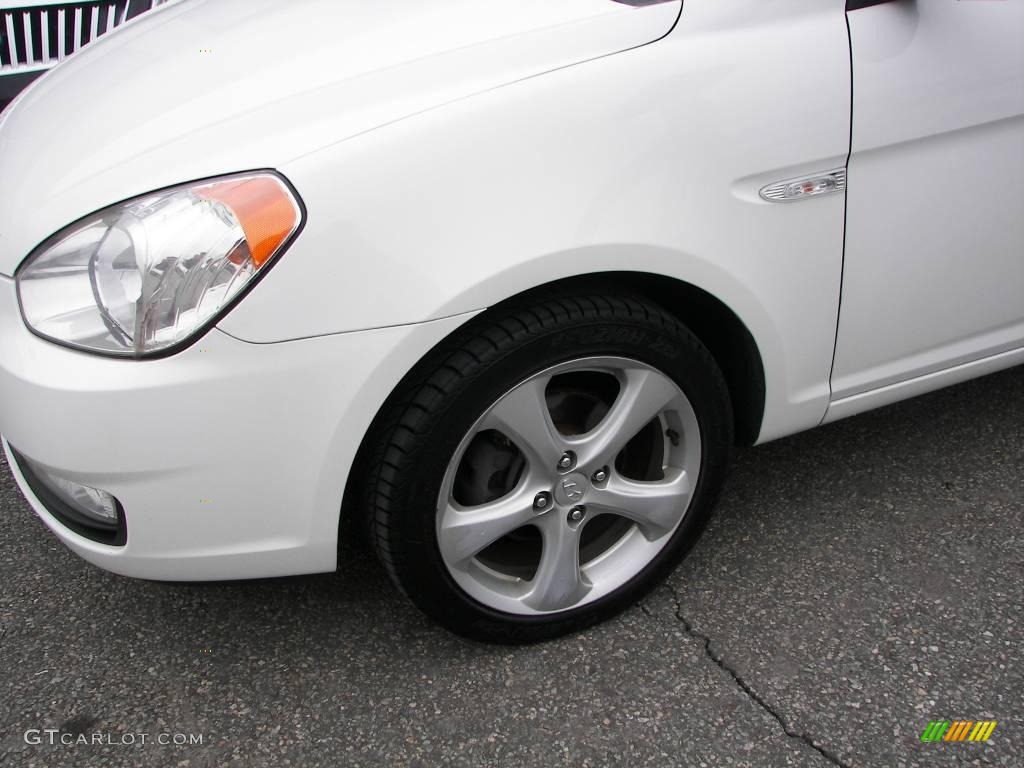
0;274;476;580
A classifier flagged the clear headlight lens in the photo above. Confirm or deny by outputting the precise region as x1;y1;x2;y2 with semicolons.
16;172;302;357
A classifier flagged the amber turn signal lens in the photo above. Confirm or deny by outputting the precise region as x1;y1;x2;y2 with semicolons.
196;175;300;267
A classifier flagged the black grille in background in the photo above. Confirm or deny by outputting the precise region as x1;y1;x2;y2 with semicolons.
0;1;163;70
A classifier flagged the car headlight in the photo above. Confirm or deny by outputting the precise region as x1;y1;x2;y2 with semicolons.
16;172;302;358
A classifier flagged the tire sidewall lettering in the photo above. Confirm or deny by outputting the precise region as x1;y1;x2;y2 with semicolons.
548;326;679;360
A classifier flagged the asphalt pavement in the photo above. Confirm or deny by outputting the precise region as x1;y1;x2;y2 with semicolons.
1;366;1021;767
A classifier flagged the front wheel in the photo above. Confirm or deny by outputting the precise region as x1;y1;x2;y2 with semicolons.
365;293;733;643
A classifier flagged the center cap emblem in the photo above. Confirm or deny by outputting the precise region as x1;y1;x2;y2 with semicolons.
555;472;589;506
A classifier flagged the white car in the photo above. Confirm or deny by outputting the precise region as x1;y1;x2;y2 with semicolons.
0;0;1021;642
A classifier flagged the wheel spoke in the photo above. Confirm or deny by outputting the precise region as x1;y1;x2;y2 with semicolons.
438;487;537;567
587;468;692;540
481;375;563;471
573;367;679;468
524;517;589;611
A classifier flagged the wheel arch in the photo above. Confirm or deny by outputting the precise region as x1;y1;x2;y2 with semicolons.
339;271;766;549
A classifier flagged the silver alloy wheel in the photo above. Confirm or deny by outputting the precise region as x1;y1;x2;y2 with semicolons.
436;356;702;616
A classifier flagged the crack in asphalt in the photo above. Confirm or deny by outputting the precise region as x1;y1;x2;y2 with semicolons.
650;587;852;768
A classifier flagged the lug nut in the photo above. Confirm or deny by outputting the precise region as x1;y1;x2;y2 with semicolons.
533;492;552;513
557;451;576;472
592;467;608;484
568;505;586;523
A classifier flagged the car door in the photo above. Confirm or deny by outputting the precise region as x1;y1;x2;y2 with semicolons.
830;0;1024;410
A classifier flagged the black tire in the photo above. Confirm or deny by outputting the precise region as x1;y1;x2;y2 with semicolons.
363;291;733;643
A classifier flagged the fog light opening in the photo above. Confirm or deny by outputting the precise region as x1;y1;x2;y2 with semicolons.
9;448;126;546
